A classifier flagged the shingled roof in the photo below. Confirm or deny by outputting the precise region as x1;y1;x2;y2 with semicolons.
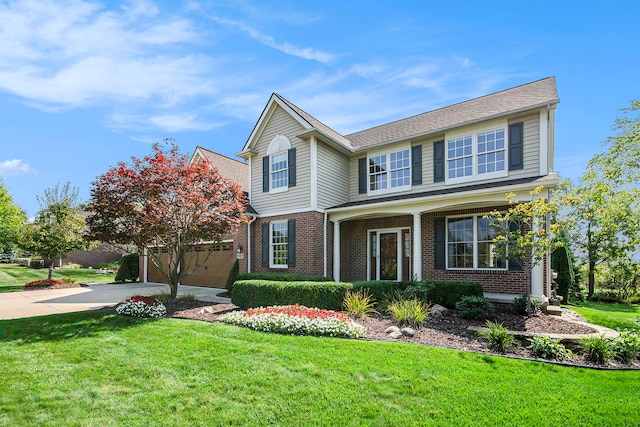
345;77;559;149
275;77;558;152
194;146;249;189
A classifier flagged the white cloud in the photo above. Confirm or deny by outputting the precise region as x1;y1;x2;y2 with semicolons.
0;0;212;110
0;159;35;176
211;17;336;63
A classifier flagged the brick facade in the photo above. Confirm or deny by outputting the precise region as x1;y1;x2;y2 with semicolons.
336;205;547;297
243;211;333;278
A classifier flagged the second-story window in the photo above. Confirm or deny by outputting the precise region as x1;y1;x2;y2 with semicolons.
368;148;410;193
270;151;288;190
445;122;508;184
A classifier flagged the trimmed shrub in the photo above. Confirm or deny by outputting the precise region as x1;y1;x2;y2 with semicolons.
29;259;44;269
231;280;352;311
404;281;484;309
235;273;333;282
455;296;494;320
510;294;543;316
115;253;139;282
225;259;240;291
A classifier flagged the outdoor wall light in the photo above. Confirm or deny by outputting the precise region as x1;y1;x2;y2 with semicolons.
236;245;243;254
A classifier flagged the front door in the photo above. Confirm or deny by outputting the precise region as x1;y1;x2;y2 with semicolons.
369;229;411;281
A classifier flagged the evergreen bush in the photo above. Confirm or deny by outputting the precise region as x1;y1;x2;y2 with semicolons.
115;253;139;282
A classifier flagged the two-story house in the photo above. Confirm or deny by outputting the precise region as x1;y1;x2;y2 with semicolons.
235;77;559;303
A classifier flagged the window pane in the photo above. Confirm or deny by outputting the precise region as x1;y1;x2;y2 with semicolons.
447;217;474;268
271;152;288;189
476;128;505;175
271;222;288;266
447;137;473;178
477;217;505;269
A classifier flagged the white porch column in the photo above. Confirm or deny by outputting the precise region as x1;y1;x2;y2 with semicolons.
333;220;340;281
412;213;422;281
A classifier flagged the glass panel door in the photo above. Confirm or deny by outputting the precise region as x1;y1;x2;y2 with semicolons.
379;232;398;281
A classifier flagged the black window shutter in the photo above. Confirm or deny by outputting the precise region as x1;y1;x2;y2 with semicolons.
508;220;523;271
358;158;367;194
261;222;270;267
411;145;423;185
287;219;296;267
262;156;270;192
433;140;445;183
434;217;446;270
508;122;524;171
288;148;296;187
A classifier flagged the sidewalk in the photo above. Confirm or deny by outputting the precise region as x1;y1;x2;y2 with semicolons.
0;282;231;320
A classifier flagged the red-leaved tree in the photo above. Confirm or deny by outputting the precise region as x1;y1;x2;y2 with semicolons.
86;140;248;301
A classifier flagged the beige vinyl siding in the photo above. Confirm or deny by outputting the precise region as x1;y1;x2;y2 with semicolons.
347;113;543;203
317;142;349;208
250;106;311;215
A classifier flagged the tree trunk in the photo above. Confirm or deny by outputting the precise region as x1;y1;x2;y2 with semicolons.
588;260;596;298
48;261;54;281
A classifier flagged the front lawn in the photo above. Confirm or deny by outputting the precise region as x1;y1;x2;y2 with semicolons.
568;300;640;332
0;264;117;293
0;310;638;426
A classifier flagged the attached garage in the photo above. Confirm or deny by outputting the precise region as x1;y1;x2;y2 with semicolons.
146;241;236;288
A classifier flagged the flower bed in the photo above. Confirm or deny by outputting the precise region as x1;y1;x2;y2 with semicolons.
24;279;65;288
219;304;366;338
116;296;167;318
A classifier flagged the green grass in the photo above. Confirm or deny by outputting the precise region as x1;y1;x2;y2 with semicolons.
1;311;638;426
0;264;117;293
567;300;640;332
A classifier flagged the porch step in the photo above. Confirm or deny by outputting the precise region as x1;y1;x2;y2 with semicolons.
545;305;562;316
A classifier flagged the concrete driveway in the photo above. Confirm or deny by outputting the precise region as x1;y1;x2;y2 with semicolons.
0;282;231;320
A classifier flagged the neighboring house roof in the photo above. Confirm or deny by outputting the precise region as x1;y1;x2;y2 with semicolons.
263;77;558;153
193;146;249;189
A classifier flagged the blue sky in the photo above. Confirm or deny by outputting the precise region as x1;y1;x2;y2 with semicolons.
0;0;638;217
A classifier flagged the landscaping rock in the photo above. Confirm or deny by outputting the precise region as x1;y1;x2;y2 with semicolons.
431;310;443;318
388;331;403;339
401;327;415;337
385;326;400;334
432;304;449;315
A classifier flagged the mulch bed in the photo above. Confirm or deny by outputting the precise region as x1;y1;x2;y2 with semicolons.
163;300;639;369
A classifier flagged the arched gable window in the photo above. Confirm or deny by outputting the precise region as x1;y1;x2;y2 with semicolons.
262;135;296;193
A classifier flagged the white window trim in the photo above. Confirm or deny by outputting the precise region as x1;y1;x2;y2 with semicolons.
367;143;412;196
267;134;291;194
445;121;508;185
445;214;508;271
269;221;288;269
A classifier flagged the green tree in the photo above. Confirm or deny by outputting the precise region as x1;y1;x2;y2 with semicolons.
557;179;639;297
0;180;27;250
488;186;563;314
588;100;640;185
551;229;576;304
22;183;87;279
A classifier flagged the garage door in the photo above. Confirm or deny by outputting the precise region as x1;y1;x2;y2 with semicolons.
147;243;235;288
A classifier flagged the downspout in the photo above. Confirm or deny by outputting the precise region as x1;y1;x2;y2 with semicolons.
247;216;257;273
324;211;327;277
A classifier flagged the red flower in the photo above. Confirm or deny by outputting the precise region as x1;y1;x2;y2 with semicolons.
123;296;163;306
25;279;64;288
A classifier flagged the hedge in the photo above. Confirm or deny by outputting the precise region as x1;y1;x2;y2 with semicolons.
351;280;414;304
235;273;334;283
404;281;484;309
231;280;351;311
